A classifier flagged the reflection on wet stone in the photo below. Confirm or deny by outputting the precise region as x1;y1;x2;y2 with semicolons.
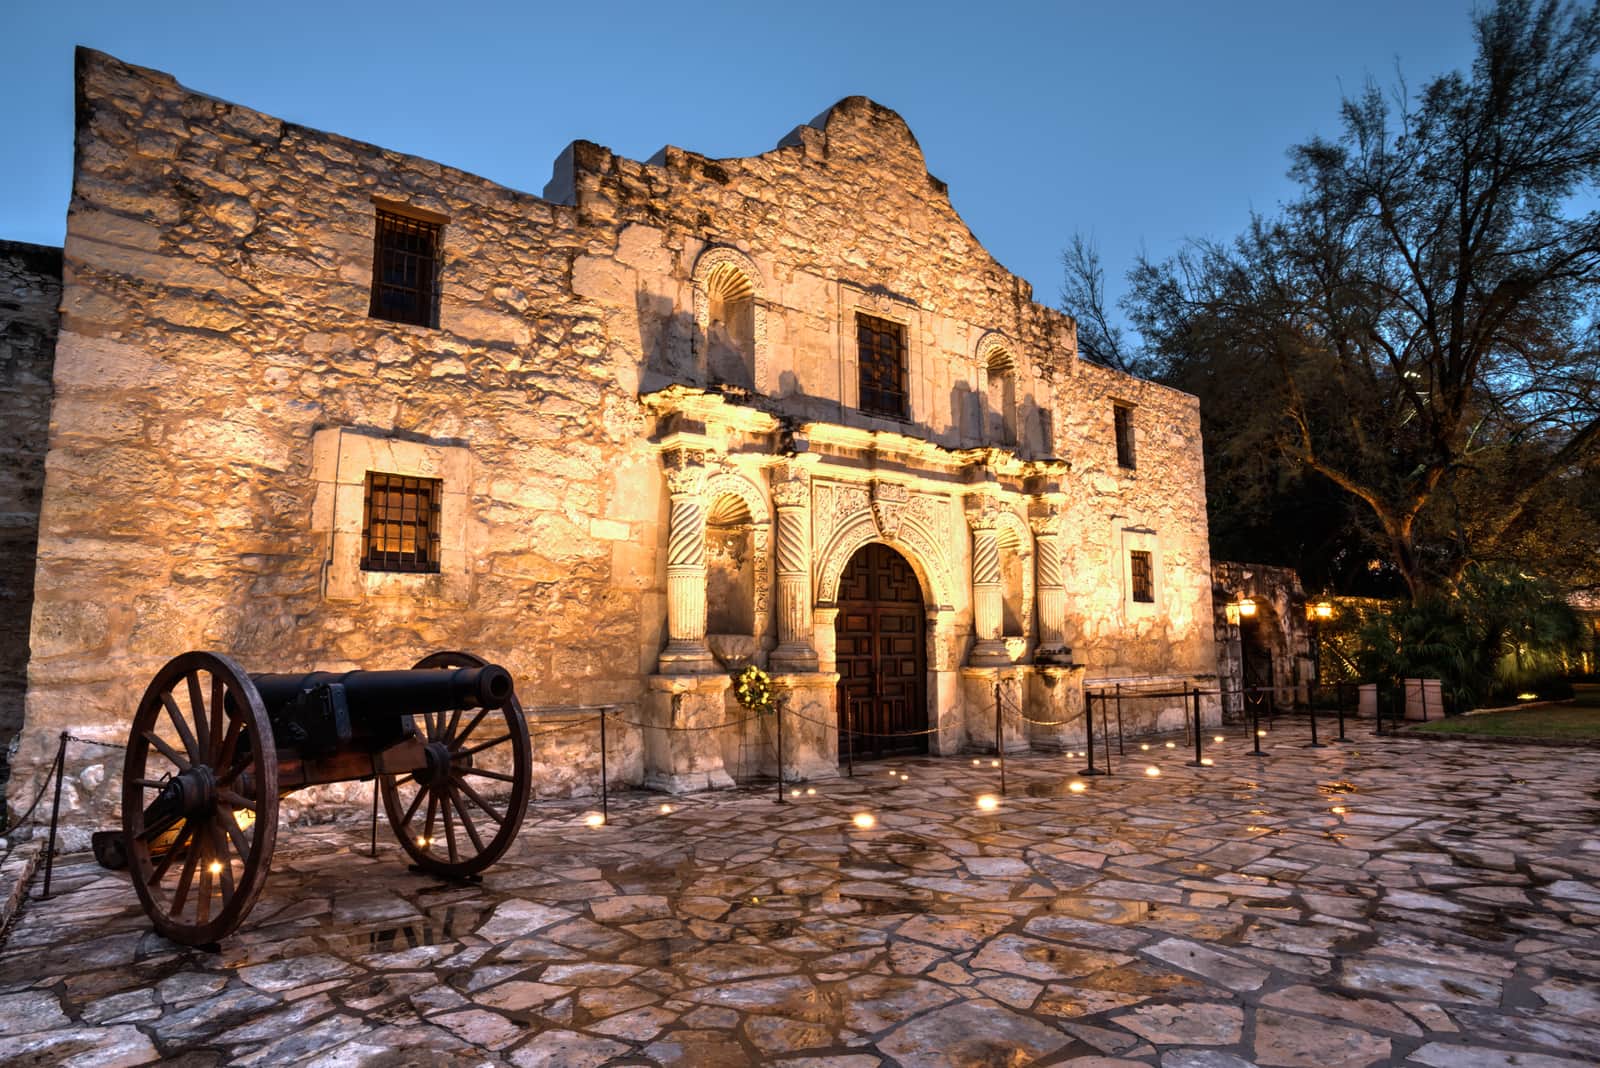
1;723;1597;1066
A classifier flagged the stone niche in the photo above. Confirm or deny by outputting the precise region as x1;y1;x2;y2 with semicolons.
705;493;755;638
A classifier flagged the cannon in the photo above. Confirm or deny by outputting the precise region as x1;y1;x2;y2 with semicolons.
121;650;532;945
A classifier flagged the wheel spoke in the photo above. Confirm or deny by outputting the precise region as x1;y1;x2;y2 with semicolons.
397;781;428;831
161;694;201;764
454;775;506;826
460;734;512;758
208;673;226;763
453;708;490;746
149;821;195;886
219;789;257;812
211;819;235;901
170;829;203;917
214;717;244;784
187;672;211;761
441;786;460;863
444;708;463;747
130;777;168;790
461;767;516;783
143;729;191;772
223;807;251;860
195;833;214;926
422;790;439;847
447;782;486;853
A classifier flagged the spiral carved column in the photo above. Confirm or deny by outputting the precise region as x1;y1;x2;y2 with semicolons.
770;464;818;671
659;449;715;674
966;495;1008;665
1030;501;1069;662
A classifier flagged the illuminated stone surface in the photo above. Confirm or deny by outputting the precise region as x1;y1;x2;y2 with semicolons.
1;724;1597;1065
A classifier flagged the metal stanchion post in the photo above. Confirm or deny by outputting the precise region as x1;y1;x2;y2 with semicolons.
40;733;67;900
997;694;1007;796
1115;683;1125;756
1081;691;1106;775
1187;688;1207;767
1336;687;1349;741
1102;695;1114;775
845;698;855;777
599;709;609;823
1306;694;1326;748
775;699;785;804
1251;693;1266;758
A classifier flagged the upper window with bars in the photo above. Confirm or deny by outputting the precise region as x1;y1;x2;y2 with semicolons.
361;472;442;573
1129;549;1154;603
369;209;442;328
857;313;909;419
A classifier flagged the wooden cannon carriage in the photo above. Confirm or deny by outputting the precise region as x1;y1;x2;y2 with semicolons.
121;650;532;945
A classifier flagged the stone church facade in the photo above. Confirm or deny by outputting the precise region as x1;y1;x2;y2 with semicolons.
4;50;1218;827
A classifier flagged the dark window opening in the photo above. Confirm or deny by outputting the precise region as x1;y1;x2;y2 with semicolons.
1114;404;1136;469
1130;549;1154;603
370;210;441;327
857;313;909;419
362;472;442;573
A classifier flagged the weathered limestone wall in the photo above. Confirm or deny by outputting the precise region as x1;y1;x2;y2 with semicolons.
13;51;1220;830
0;241;62;820
15;50;658;828
1058;363;1215;692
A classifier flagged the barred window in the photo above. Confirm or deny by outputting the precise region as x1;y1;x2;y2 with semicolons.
857;313;908;419
362;473;442;573
1114;404;1136;469
370;210;441;327
1130;549;1154;603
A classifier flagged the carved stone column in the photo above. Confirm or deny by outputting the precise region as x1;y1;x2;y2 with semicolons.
769;463;818;671
1029;497;1071;663
658;448;715;674
966;494;1008;666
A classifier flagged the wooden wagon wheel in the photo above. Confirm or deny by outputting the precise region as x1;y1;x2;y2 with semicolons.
379;650;531;877
121;651;278;946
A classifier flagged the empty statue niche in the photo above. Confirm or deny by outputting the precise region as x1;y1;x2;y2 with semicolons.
998;522;1028;640
704;261;756;390
985;347;1018;447
706;493;755;636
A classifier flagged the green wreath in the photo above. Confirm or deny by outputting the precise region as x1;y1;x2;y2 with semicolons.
732;665;776;717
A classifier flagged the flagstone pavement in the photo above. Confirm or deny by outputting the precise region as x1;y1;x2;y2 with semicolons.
1;720;1598;1067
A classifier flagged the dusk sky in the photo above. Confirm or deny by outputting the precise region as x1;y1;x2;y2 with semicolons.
5;1;1480;325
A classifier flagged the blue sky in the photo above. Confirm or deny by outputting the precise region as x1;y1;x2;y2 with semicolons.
3;1;1479;322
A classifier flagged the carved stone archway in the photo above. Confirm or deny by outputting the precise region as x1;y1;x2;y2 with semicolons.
811;479;956;611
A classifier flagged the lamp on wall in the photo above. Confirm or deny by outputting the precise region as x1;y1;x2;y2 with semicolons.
1308;600;1333;621
1237;598;1258;618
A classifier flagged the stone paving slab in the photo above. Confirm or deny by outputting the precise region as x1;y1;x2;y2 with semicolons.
1;722;1598;1066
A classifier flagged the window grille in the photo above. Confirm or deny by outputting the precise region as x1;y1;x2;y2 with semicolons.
857;313;909;419
362;472;442;573
1114;404;1136;469
370;210;441;327
1130;549;1154;603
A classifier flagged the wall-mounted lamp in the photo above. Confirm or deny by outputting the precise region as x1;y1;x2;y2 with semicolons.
1309;600;1334;621
1237;598;1258;618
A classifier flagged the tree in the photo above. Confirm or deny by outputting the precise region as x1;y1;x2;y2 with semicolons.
1077;0;1600;603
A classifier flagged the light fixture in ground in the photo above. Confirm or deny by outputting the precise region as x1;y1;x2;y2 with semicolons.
659;803;675;814
1140;743;1150;751
976;794;1000;812
806;787;816;795
1213;735;1224;743
1165;742;1176;749
1200;757;1214;766
790;788;801;797
1068;781;1087;793
1257;729;1267;737
1145;766;1162;777
207;860;223;875
584;813;606;828
852;812;876;829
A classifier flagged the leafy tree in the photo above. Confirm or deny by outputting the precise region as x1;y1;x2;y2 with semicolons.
1068;0;1600;602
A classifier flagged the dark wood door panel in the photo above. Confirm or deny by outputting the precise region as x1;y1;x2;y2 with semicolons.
836;543;927;759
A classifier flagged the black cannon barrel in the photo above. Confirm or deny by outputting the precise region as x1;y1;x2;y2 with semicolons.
250;665;514;722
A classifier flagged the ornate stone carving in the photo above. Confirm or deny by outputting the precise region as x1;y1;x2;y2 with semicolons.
768;463;816;669
964;493;1005;532
812;479;955;609
663;448;707;497
660;449;713;674
691;246;769;391
870;480;910;540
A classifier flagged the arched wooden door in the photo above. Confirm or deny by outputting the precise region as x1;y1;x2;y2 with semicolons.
835;543;928;759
